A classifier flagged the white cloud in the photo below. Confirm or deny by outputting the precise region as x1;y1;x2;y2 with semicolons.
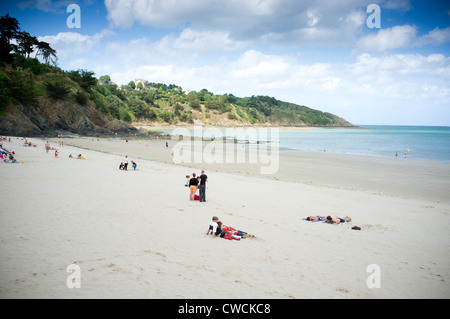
358;25;450;52
416;27;450;46
357;25;418;51
104;0;373;47
159;28;248;53
38;29;114;59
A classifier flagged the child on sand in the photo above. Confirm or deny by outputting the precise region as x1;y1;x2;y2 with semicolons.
206;216;222;238
221;224;253;240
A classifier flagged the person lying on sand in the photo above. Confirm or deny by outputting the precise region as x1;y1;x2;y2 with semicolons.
324;216;351;224
305;216;326;221
221;224;253;240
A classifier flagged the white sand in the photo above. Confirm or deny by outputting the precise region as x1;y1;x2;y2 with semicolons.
0;135;449;299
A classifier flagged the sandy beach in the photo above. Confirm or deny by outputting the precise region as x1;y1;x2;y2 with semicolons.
1;134;449;299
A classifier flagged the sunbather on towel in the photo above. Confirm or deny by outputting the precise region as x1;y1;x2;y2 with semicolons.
324;216;351;224
304;216;326;221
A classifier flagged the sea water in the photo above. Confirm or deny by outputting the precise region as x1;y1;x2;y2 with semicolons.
280;126;450;162
162;126;450;162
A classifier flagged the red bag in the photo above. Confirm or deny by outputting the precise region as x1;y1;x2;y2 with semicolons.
194;195;200;200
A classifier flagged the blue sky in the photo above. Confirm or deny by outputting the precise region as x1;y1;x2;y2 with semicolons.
1;0;450;125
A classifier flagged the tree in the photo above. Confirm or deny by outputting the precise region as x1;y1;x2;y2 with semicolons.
0;14;21;63
187;91;200;109
197;88;210;102
16;31;38;58
44;80;71;100
36;41;57;66
68;69;97;92
99;75;111;83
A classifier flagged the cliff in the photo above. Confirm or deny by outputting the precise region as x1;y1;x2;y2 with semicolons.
0;97;136;137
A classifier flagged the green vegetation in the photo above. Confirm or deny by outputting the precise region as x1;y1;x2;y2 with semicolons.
0;14;353;128
87;81;352;126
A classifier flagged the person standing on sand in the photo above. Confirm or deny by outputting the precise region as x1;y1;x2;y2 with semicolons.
189;173;199;201
198;170;208;202
123;155;128;170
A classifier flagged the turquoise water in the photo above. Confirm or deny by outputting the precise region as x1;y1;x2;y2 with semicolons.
162;125;450;162
279;126;450;162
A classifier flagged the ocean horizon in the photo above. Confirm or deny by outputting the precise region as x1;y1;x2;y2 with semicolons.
278;125;450;162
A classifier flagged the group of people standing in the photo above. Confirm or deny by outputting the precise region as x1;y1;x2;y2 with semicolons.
187;170;208;202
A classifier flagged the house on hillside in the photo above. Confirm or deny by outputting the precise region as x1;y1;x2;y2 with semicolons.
134;79;148;90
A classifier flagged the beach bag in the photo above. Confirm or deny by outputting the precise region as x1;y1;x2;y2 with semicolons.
194;195;200;200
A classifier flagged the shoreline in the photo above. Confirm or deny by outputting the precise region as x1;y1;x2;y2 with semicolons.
133;124;450;164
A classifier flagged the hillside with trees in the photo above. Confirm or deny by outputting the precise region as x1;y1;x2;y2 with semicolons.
0;14;354;137
93;78;353;127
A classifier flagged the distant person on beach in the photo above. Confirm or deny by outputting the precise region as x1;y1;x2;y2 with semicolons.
217;222;255;240
119;162;124;170
198;170;208;202
166;141;168;149
45;141;50;153
131;161;137;170
123;156;128;170
206;216;222;238
185;175;190;187
305;216;326;221
189;173;199;201
221;224;249;240
324;216;351;224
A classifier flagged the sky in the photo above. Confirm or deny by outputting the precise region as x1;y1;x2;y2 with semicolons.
1;0;450;126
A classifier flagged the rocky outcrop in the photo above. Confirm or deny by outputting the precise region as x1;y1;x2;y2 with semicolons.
0;97;137;137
